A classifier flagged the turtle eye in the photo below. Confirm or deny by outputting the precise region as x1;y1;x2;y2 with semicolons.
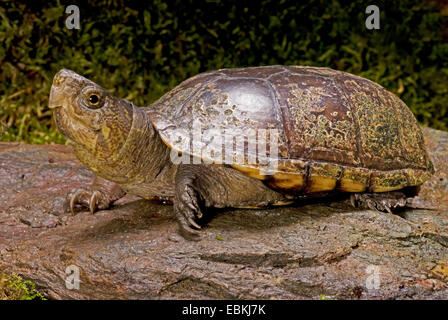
85;92;103;109
89;94;99;105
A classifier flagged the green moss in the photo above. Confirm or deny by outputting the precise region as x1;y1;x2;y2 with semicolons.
0;0;446;144
0;272;46;300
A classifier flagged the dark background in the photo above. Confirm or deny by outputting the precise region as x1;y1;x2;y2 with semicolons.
1;0;447;144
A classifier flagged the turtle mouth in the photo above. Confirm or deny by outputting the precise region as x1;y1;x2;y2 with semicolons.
53;107;71;139
48;87;65;110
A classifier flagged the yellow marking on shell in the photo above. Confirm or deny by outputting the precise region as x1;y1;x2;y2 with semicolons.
338;167;369;192
269;172;304;190
370;171;408;193
231;164;266;180
339;179;367;192
308;176;337;192
371;185;405;192
307;163;341;192
404;168;432;186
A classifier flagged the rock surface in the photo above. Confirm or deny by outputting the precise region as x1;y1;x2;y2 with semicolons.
0;127;447;300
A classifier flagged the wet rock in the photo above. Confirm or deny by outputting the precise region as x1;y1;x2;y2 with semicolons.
0;127;447;300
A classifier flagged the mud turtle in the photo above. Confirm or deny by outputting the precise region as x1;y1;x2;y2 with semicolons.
49;66;434;239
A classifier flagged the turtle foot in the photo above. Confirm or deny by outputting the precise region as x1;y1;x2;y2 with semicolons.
64;176;126;215
64;188;111;215
174;184;203;241
350;191;407;213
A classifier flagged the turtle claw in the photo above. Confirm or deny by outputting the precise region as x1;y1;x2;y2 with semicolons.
69;189;89;215
66;188;106;215
177;202;203;231
89;190;101;214
187;216;202;230
69;195;76;215
350;194;357;208
175;206;202;241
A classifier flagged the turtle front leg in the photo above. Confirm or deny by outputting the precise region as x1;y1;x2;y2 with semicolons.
65;176;126;215
173;166;206;240
173;164;289;240
350;191;408;213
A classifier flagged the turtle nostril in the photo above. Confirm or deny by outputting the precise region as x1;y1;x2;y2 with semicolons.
53;69;74;87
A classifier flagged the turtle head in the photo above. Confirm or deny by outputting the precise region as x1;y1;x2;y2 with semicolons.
49;69;134;161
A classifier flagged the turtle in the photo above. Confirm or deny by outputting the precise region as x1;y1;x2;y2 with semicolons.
49;66;434;239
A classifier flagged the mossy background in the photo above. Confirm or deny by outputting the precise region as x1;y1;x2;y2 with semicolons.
0;272;46;300
0;0;447;145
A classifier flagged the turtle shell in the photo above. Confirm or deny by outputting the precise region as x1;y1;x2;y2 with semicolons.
147;66;434;193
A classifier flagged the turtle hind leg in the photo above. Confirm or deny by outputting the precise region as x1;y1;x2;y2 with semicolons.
350;191;408;213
